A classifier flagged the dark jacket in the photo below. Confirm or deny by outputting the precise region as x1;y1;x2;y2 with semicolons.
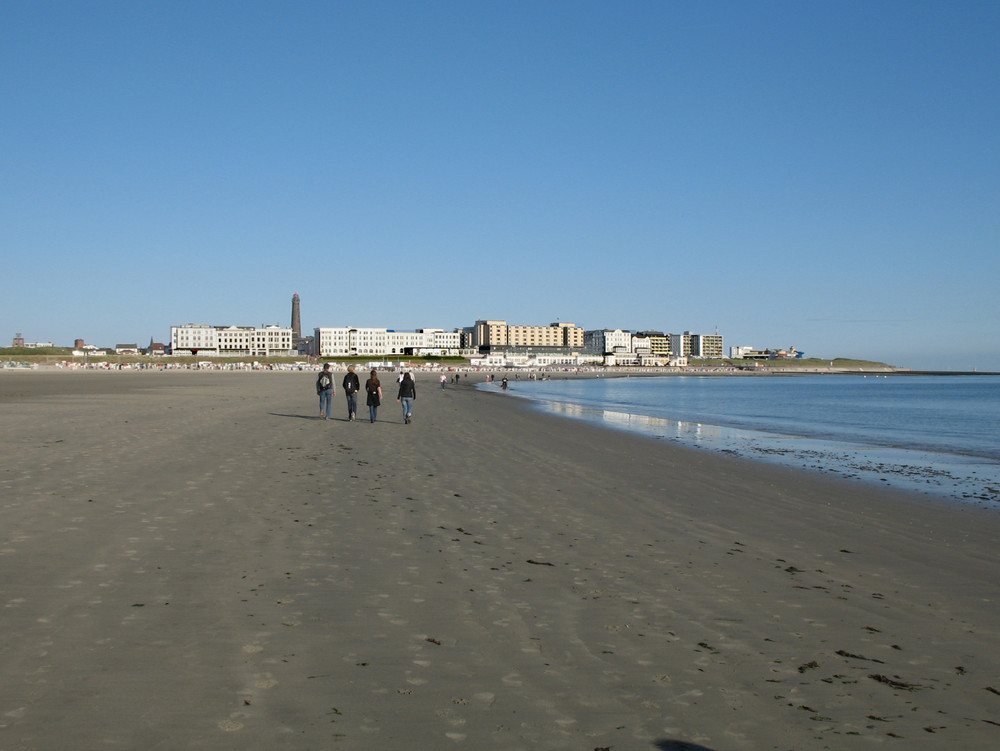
342;371;360;394
365;378;381;406
397;378;416;399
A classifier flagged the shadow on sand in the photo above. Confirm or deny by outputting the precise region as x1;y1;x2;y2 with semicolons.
268;412;347;421
652;741;718;751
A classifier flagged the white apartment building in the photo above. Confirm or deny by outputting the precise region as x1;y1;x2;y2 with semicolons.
171;324;219;354
585;329;634;354
584;329;668;365
410;328;462;355
171;324;295;356
313;327;387;357
313;327;463;358
632;334;652;354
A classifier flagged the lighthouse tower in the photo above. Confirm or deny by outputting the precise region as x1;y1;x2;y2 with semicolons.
291;293;302;341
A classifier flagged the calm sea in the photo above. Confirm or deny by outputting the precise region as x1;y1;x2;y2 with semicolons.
487;374;1000;507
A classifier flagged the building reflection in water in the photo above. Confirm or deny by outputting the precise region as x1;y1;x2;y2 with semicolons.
542;400;727;443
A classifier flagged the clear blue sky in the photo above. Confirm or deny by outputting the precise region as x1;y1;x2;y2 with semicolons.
2;1;997;370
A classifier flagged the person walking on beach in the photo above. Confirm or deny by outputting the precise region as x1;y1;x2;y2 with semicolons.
501;376;508;392
316;363;335;419
439;373;447;390
397;371;416;424
365;369;383;423
342;364;360;421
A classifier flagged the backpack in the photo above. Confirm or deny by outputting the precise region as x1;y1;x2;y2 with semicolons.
319;373;332;390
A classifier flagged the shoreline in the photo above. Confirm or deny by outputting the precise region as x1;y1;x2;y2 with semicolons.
480;378;1000;510
2;371;999;749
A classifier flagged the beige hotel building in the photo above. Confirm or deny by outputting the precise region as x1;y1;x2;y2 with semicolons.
472;320;584;350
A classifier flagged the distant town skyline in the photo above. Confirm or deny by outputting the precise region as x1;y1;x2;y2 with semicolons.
3;3;997;371
0;291;967;368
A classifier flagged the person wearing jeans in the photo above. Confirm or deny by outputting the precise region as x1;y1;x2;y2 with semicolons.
397;371;416;424
316;363;335;420
342;364;360;421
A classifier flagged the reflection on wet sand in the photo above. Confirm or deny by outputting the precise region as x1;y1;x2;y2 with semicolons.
536;399;1000;507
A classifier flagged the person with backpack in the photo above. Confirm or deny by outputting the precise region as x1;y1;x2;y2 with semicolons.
342;364;360;421
316;363;335;420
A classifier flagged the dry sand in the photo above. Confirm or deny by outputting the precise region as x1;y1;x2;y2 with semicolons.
1;370;998;750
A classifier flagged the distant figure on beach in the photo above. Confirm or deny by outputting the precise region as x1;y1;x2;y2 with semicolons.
501;376;508;391
365;369;383;423
439;373;447;390
316;363;335;420
397;372;416;424
342;365;360;421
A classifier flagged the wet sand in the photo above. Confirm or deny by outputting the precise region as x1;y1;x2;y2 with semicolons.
1;370;998;750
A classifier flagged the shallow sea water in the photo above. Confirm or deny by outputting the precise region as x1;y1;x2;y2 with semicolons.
485;374;1000;508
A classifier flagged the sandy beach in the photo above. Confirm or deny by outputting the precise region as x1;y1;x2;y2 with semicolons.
1;370;998;750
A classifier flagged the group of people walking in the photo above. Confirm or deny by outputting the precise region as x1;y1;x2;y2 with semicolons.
316;364;416;424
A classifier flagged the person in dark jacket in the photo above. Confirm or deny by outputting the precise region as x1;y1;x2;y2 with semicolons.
316;363;335;420
342;364;361;421
365;369;383;423
397;372;416;424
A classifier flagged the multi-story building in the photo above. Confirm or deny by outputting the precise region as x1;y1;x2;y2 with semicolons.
171;324;219;354
636;331;672;359
313;327;386;358
670;331;724;359
410;329;462;355
384;329;460;355
472;320;508;348
313;327;464;358
692;333;723;358
458;327;475;349
584;329;674;365
632;334;652;355
473;320;584;351
171;324;295;357
584;329;634;355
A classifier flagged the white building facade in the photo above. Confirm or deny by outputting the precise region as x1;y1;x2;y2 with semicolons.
313;327;386;357
313;327;463;358
171;324;295;356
